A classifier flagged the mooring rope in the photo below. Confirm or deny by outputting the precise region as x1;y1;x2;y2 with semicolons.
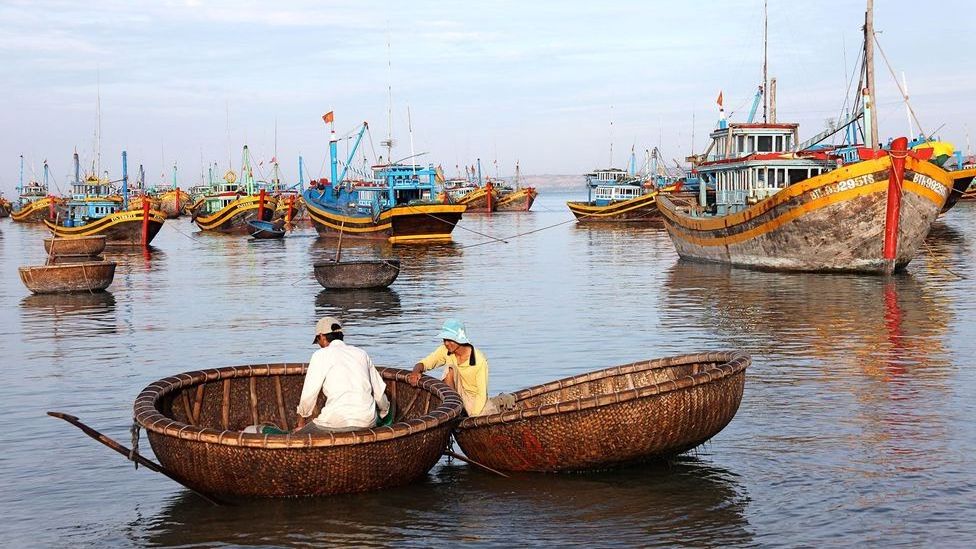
129;421;141;469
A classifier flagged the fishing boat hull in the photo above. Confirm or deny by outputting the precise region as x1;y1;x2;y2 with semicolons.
43;236;107;257
10;196;64;223
567;192;661;222
193;195;278;234
940;168;976;212
454;351;749;472
306;199;466;243
313;259;400;289
43;209;166;246
133;365;463;498
247;220;285;239
455;186;499;212
495;188;538;212
0;200;10;218
19;261;117;294
657;153;953;274
158;189;192;218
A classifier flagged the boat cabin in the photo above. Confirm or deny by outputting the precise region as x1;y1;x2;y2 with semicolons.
697;123;835;215
354;163;437;213
592;184;643;206
585;168;631;188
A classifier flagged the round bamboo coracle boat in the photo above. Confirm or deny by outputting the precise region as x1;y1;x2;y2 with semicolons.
133;364;463;498
43;235;107;257
313;259;400;289
454;351;750;472
18;261;117;294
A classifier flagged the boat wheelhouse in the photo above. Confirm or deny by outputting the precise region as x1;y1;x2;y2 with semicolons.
192;146;278;234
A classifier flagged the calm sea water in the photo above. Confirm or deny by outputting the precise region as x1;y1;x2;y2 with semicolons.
1;192;974;547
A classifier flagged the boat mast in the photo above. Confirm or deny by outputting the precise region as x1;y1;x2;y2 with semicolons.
382;33;395;166
864;0;879;148
608;105;614;168
18;154;23;194
95;73;101;181
762;0;768;123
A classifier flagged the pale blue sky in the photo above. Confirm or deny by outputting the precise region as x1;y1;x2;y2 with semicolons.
2;0;974;194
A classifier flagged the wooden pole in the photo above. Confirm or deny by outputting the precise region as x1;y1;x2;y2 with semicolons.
258;188;266;221
883;137;908;268
335;220;345;263
865;0;879;148
47;411;225;506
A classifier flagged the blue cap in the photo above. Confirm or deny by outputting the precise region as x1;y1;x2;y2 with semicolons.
437;319;470;344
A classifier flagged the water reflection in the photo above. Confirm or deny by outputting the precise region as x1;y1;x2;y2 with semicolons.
308;237;397;263
314;288;402;321
20;292;118;346
662;261;952;375
140;457;751;547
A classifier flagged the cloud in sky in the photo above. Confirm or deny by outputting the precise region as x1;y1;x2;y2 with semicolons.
2;0;975;193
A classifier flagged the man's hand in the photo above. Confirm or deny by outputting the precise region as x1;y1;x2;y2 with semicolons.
407;372;421;386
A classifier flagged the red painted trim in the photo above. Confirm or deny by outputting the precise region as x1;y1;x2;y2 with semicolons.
883;137;908;261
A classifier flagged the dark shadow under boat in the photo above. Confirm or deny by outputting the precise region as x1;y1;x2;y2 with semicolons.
314;288;402;319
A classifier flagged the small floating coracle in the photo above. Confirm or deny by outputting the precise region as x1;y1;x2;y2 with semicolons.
313;259;400;289
454;351;750;472
18;261;117;294
247;219;285;240
43;235;107;257
51;365;463;500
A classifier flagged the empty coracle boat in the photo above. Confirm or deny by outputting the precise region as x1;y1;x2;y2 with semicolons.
18;261;117;294
125;365;462;498
313;259;400;289
43;235;107;257
454;351;750;472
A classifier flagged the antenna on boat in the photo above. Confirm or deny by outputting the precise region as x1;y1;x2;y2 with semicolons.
18;154;23;194
382;30;395;166
95;71;101;182
902;72;913;138
225;101;232;170
762;0;768;123
609;105;614;168
407;105;415;175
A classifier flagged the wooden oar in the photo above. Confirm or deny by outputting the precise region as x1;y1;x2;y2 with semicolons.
444;449;510;478
47;411;226;506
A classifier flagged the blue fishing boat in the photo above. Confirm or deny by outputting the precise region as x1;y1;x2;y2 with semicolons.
303;114;465;243
44;151;166;247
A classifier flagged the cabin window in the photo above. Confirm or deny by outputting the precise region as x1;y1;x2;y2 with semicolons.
737;135;745;155
775;136;783;151
747;136;755;153
785;135;792;150
788;169;808;185
757;136;773;152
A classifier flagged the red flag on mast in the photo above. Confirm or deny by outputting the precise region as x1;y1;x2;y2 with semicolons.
716;91;723;107
322;111;334;124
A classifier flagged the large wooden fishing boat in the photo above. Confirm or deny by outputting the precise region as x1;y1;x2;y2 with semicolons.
53;364;463;499
10;158;63;223
156;188;191;218
444;180;499;212
454;352;749;472
44;152;166;246
192;147;278;234
495;186;538;212
657;2;976;274
304;117;464;243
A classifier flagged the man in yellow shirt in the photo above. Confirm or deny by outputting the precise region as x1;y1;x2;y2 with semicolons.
408;319;493;416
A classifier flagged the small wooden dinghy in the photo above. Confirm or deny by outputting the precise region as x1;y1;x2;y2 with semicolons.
125;364;462;498
18;261;117;294
313;259;400;289
247;219;285;239
43;235;107;257
454;351;750;472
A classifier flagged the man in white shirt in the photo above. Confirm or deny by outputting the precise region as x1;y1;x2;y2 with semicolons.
295;316;391;434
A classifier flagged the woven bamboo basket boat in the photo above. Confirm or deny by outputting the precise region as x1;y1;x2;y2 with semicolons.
43;235;107;257
18;261;117;294
133;364;463;498
313;259;400;289
454;351;750;472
